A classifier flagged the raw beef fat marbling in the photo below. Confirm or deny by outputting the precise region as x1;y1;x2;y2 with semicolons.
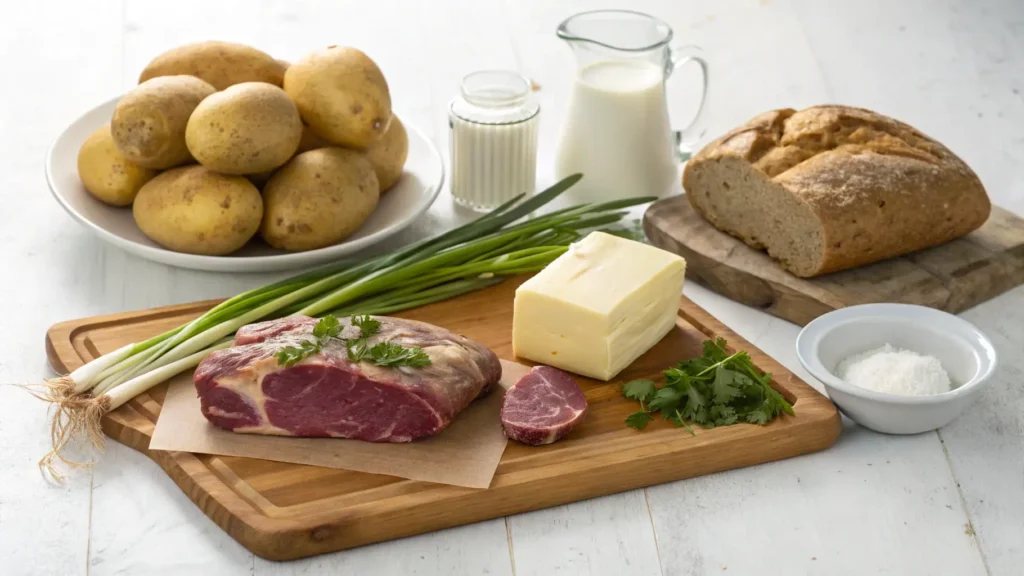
193;316;502;442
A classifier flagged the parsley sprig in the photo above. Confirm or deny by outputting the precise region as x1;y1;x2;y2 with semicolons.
273;315;343;367
274;315;431;369
343;315;430;367
623;338;794;432
349;341;432;368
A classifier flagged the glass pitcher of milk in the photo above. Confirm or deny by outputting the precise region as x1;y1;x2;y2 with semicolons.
555;10;709;203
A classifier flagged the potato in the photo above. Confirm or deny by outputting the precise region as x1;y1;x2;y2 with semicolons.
247;170;276;190
186;82;302;174
296;122;331;153
365;115;408;192
77;125;157;206
112;76;216;169
138;41;286;90
260;148;379;251
133;165;263;255
284;46;391;148
245;123;328;189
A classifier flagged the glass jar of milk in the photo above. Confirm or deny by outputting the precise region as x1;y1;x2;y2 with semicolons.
554;10;709;203
449;71;540;211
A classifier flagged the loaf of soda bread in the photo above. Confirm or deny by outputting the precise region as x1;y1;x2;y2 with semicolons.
682;105;991;277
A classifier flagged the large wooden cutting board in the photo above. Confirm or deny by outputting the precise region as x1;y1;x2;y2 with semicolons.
46;277;840;561
644;195;1024;326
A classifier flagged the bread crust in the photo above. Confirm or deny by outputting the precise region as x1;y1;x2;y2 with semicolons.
682;105;991;277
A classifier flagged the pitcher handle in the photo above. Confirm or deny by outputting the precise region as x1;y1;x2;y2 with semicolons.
667;45;709;162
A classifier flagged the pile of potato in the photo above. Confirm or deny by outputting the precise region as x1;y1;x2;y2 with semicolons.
76;41;409;255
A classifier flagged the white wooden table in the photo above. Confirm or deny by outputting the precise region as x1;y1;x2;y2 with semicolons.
2;1;1022;574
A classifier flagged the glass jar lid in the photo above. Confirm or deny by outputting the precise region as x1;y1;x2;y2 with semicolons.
450;70;540;125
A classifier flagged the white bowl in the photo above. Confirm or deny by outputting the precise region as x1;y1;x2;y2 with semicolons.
796;303;997;434
46;96;444;273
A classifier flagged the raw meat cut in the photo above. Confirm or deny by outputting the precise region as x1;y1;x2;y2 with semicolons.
193;315;502;442
500;366;588;445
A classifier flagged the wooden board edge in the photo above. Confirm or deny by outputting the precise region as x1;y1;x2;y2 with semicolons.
643;196;844;326
42;293;843;560
99;397;299;556
45;299;228;373
242;402;843;560
644;195;1024;326
44;315;289;556
678;296;829;406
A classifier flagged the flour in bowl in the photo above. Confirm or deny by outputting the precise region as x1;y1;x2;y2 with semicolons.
836;344;951;396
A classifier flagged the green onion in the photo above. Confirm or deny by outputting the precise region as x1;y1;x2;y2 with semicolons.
34;174;653;480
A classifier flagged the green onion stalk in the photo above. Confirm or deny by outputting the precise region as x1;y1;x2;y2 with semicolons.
34;174;652;480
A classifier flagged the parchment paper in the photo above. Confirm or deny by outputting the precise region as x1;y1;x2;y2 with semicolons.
149;360;528;489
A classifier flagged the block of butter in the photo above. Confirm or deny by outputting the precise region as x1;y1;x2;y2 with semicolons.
512;231;687;381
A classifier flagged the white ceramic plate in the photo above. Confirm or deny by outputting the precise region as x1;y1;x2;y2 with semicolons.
46;97;444;273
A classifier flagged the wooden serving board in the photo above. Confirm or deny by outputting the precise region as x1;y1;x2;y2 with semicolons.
644;195;1024;326
46;277;840;561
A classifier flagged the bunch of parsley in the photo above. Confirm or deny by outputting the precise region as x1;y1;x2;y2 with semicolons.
275;315;431;369
623;338;794;432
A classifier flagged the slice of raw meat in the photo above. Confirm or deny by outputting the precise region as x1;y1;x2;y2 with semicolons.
501;366;588;445
193;315;502;442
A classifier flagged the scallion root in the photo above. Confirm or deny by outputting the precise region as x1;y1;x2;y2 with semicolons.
16;375;77;404
30;174;653;481
38;395;110;483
